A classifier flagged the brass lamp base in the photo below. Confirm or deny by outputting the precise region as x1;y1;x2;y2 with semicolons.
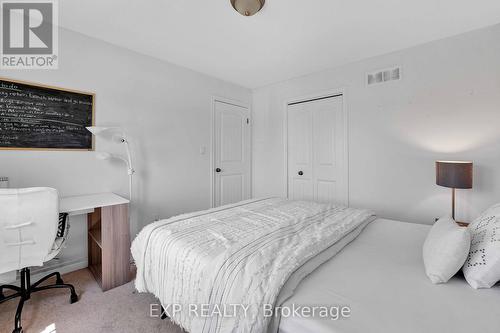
451;187;456;220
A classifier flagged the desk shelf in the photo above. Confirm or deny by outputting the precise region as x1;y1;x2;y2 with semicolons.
87;204;130;291
88;227;102;248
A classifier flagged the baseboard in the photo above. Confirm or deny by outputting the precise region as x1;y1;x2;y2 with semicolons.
4;257;88;286
31;258;88;280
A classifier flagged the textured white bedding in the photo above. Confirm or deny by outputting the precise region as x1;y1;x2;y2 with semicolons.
132;198;374;333
278;219;500;333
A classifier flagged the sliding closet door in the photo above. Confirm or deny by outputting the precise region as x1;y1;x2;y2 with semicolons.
312;96;345;203
214;100;251;207
287;103;314;201
287;95;347;205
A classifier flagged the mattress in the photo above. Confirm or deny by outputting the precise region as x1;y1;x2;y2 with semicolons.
278;218;500;333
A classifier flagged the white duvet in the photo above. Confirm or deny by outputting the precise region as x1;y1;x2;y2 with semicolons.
132;198;374;333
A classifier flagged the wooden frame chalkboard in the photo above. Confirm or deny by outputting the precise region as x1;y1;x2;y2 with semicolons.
0;77;95;151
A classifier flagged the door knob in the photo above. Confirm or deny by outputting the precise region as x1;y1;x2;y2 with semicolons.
298;171;303;176
216;168;222;173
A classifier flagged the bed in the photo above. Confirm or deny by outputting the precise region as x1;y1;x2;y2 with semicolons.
132;198;500;333
278;218;500;333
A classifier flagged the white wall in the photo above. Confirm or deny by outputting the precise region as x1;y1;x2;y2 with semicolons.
0;28;251;271
253;24;500;224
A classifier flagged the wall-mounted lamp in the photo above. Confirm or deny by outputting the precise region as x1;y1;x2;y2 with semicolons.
86;127;135;201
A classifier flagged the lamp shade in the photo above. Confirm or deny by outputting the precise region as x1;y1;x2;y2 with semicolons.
86;126;110;135
436;161;473;189
95;151;112;160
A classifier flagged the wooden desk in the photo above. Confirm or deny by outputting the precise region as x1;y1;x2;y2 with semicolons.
60;193;130;291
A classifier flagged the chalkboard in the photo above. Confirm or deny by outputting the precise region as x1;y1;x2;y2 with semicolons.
0;78;94;150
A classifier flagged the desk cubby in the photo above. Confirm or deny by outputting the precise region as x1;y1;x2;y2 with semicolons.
87;204;130;291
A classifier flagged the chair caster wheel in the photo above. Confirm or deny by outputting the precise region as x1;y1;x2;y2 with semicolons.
70;293;78;304
13;327;23;333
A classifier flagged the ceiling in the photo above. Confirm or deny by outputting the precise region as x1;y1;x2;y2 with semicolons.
59;1;500;89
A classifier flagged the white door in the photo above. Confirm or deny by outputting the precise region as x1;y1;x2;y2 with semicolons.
214;100;251;207
287;95;347;205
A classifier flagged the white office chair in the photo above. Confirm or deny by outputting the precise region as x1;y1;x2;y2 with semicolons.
0;187;78;333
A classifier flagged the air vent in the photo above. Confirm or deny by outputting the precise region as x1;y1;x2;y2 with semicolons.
366;66;401;86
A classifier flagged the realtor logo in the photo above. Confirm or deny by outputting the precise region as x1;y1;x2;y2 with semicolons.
1;0;58;69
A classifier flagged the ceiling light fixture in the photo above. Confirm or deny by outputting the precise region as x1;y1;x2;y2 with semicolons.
230;0;265;17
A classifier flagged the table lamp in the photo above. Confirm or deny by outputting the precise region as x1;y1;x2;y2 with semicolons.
435;161;473;220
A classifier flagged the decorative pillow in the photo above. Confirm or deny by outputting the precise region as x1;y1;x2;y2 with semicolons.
423;216;471;284
463;203;500;289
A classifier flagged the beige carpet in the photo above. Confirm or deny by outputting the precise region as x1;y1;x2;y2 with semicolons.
0;269;185;333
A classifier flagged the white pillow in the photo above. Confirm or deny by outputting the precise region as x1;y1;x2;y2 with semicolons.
463;203;500;289
423;216;471;284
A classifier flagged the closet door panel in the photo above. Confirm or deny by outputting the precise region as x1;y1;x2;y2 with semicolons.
287;104;313;201
312;98;342;203
287;95;346;205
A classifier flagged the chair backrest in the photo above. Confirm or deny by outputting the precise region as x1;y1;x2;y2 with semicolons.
0;187;59;274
